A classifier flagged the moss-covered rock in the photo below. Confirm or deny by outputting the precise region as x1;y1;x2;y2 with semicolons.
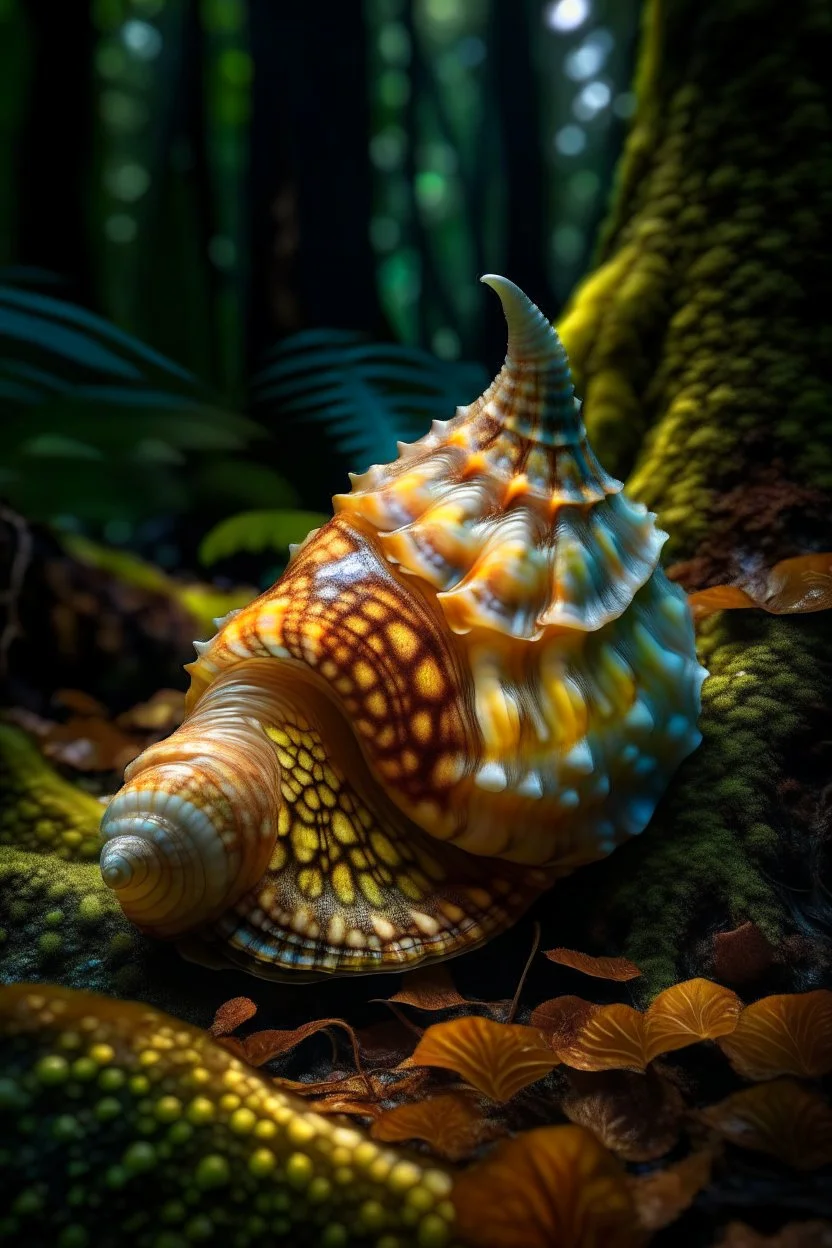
0;983;457;1248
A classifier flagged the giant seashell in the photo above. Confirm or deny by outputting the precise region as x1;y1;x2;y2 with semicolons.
100;276;707;978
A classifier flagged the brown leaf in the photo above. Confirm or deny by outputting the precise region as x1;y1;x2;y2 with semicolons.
210;996;257;1038
718;990;832;1080
558;1004;649;1072
386;964;469;1011
43;715;141;772
718;1221;832;1247
688;585;757;620
544;948;641;982
411;1016;559;1103
688;553;832;621
530;997;601;1049
630;1149;714;1231
54;688;108;717
764;553;832;613
371;1091;491;1161
453;1124;647;1248
242;1016;367;1099
562;1067;685;1162
558;979;741;1072
701;1080;832;1169
712;921;775;987
116;688;185;733
644;978;742;1061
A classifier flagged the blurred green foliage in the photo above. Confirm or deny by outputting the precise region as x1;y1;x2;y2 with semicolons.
0;0;640;565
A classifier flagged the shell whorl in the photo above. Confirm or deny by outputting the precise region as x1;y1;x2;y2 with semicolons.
100;677;282;937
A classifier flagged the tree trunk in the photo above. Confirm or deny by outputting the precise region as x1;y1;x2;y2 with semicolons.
554;0;832;988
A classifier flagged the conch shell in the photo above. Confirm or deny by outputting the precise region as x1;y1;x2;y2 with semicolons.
100;276;707;978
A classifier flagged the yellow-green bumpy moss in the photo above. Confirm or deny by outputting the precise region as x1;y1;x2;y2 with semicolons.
0;983;459;1248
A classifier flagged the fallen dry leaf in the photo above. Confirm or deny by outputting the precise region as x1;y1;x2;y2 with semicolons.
242;1016;368;1098
210;996;257;1037
700;1080;832;1169
411;1016;559;1102
385;964;470;1011
371;1091;492;1161
558;1004;649;1072
630;1149;714;1231
558;979;741;1072
561;1067;685;1162
530;997;601;1049
689;553;832;621
712;921;775;987
42;715;142;772
718;1221;832;1247
645;978;742;1060
453;1124;647;1248
718;990;832;1080
116;687;185;733
544;948;641;981
53;688;108;717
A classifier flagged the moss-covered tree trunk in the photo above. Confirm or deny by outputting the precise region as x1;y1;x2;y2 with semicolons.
554;0;832;988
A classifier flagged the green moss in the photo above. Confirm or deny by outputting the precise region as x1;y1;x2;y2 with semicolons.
0;985;456;1248
558;0;832;561
0;726;104;861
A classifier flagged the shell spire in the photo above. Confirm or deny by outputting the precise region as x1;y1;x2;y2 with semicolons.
481;272;567;366
477;272;581;447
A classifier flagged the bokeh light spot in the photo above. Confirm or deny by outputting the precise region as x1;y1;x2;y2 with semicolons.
104;163;151;203
544;0;590;33
121;19;162;60
370;127;407;171
554;124;587;156
378;21;411;65
552;223;584;264
432;328;461;360
104;214;138;244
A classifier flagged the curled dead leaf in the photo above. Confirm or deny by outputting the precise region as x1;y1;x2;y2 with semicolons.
630;1149;714;1232
701;1080;832;1169
209;996;257;1037
411;1016;559;1102
718;1221;832;1247
116;687;185;733
689;553;832;621
558;979;741;1072
561;1067;685;1162
530;997;601;1049
558;1004;649;1072
371;1091;492;1161
453;1124;647;1248
645;978;742;1060
385;964;469;1011
544;948;641;981
718;990;832;1080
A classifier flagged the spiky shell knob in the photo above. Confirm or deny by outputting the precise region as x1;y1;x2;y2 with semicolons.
99;276;707;979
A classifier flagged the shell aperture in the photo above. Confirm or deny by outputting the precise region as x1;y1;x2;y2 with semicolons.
99;276;707;977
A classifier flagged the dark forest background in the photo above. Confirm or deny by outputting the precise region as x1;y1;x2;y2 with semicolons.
0;0;640;585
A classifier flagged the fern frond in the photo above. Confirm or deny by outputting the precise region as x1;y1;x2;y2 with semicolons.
253;330;488;475
199;510;330;567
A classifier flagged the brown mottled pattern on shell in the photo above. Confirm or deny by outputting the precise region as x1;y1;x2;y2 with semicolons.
188;517;479;841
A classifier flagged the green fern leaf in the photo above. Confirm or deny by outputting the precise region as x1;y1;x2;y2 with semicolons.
253;330;488;474
199;510;330;567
